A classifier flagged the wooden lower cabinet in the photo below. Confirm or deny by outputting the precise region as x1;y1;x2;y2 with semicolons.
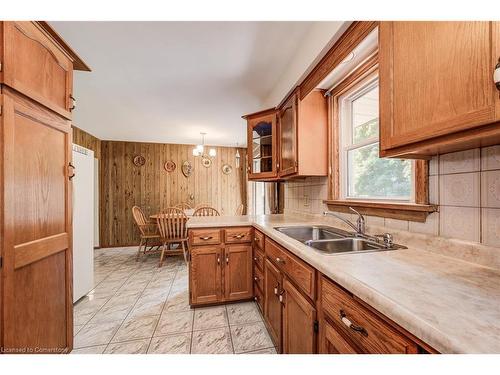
189;246;223;305
188;227;253;306
263;259;282;349
320;318;358;354
224;244;253;301
282;278;316;354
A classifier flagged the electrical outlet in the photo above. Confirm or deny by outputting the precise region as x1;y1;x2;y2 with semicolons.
303;195;310;207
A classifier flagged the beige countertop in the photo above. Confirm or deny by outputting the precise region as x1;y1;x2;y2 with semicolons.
187;214;500;353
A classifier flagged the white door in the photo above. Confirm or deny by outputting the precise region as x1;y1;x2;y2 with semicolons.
72;145;95;302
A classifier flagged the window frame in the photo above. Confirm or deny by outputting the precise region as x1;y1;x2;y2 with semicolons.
325;52;436;222
338;73;414;202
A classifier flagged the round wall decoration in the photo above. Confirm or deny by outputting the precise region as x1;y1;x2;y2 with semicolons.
181;160;193;177
222;164;233;175
133;155;146;167
201;157;212;168
164;160;176;173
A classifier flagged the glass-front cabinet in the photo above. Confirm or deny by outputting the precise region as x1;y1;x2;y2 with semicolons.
243;108;278;180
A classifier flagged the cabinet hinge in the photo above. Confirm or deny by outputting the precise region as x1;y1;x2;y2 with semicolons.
313;320;319;333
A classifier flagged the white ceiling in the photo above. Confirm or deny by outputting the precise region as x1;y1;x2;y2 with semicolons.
51;21;341;147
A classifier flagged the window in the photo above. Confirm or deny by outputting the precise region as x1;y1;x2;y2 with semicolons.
338;75;413;201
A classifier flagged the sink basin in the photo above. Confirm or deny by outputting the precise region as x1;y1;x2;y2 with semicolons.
274;226;348;243
274;225;406;255
305;238;385;254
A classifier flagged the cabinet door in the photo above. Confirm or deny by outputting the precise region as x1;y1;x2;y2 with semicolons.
247;113;278;179
224;244;252;301
263;258;282;349
320;319;359;354
190;246;223;305
282;279;316;354
2;21;74;118
1;89;73;352
279;93;298;177
380;21;500;152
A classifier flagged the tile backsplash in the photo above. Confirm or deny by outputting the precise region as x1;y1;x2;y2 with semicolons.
284;145;500;247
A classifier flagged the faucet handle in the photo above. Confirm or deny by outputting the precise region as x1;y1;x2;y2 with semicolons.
375;233;393;247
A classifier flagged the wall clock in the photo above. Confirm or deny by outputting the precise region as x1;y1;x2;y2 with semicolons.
201;157;212;168
222;164;233;175
181;160;193;177
164;160;176;173
133;155;146;167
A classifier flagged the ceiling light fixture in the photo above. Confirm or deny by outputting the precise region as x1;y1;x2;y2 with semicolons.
193;132;216;158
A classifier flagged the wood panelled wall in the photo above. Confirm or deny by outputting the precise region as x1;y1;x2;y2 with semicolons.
100;141;247;247
72;126;101;159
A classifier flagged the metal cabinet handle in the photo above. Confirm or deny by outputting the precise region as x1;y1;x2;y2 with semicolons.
253;257;258;261
254;276;259;281
279;290;285;304
232;234;245;239
199;236;213;240
275;257;285;264
225;256;229;264
274;284;279;295
339;310;366;335
68;162;76;180
217;255;220;265
69;94;76;111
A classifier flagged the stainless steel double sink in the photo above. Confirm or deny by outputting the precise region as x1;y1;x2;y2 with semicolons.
274;225;405;255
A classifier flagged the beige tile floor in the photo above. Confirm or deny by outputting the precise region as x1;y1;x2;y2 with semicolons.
72;247;276;354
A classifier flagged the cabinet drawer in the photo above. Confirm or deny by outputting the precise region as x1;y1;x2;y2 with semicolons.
320;276;417;354
254;283;263;312
253;265;264;292
253;248;264;271
265;238;316;300
189;228;222;246
225;227;252;244
2;22;73;117
254;230;265;250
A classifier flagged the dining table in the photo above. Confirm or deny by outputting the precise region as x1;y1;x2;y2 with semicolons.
149;208;194;220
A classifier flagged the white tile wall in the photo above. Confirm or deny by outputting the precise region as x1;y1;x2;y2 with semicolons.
284;146;500;247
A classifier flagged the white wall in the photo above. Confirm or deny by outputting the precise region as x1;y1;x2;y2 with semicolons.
262;21;350;108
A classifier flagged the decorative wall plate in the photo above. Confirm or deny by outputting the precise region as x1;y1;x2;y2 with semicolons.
181;160;193;177
133;155;146;167
222;164;233;175
201;157;212;168
164;160;176;172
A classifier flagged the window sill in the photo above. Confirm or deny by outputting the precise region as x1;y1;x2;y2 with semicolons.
323;199;438;223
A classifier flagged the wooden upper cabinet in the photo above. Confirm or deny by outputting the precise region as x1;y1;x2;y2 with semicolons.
1;22;74;118
224;244;253;301
278;88;328;178
244;108;279;181
278;92;298;176
380;21;500;158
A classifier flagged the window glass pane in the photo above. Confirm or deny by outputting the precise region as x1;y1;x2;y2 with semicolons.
351;85;379;143
347;143;411;199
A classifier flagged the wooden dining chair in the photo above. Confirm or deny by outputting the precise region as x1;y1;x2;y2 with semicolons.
156;207;189;267
235;203;244;216
132;206;161;261
193;206;220;217
175;202;192;210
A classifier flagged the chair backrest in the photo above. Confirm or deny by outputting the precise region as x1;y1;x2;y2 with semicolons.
193;206;220;217
132;206;148;235
175;202;192;210
157;207;188;240
235;203;244;216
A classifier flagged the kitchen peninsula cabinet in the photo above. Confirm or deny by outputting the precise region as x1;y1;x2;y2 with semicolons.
188;227;253;306
379;21;500;158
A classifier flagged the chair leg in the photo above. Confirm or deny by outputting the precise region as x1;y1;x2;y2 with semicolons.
159;243;166;268
181;241;188;264
136;238;144;262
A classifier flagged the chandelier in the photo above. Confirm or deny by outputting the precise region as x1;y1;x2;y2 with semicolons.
192;132;216;157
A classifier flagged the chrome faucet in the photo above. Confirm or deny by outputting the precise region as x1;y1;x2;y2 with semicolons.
323;207;365;235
